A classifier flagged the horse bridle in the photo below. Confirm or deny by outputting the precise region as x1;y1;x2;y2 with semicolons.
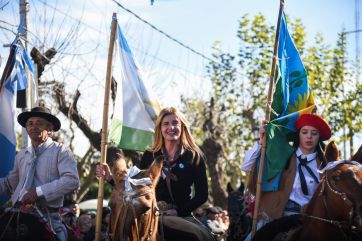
305;167;361;230
0;206;57;241
117;185;159;241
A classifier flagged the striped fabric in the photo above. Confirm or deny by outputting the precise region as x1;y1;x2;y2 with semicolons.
0;39;34;204
110;22;161;151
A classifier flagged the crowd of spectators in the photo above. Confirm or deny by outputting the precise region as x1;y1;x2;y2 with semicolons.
60;192;111;241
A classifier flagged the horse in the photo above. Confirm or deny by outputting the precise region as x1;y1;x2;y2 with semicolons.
253;160;362;241
108;155;216;241
109;156;163;241
0;208;59;241
226;182;252;241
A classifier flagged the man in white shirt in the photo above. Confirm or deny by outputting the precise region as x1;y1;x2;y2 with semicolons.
0;106;80;241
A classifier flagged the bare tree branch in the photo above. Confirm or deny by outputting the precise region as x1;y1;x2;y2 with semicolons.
54;82;101;151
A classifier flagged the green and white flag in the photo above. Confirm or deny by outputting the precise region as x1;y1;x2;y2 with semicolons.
110;23;161;151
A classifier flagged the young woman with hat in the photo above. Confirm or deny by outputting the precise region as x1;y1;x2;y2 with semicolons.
241;113;332;222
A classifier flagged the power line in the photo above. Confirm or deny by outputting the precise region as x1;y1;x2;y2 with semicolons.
2;0;246;79
112;0;214;63
29;0;210;77
111;0;248;78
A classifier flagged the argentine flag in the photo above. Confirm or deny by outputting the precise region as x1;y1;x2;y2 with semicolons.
109;22;161;151
0;39;33;204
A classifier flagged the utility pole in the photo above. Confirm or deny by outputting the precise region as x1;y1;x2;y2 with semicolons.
19;0;32;148
356;0;360;84
341;28;362;159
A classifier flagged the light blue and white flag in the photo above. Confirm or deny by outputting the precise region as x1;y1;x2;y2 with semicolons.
109;23;161;151
0;38;34;204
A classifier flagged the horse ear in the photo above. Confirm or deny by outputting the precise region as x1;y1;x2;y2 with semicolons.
226;182;234;194
350;144;362;164
325;140;339;162
148;156;164;186
111;158;128;189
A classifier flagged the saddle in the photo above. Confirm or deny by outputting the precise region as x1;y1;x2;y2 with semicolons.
157;201;177;213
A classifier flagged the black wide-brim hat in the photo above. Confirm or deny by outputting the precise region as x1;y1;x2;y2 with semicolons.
18;106;61;131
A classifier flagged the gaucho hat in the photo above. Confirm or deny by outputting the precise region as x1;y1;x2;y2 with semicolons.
18;106;61;131
296;113;331;141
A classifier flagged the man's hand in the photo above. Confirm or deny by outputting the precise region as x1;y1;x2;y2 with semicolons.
96;163;113;182
259;120;269;144
22;187;38;204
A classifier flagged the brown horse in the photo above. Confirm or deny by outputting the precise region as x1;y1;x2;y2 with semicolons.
295;160;362;241
109;156;163;241
253;160;362;241
108;156;215;241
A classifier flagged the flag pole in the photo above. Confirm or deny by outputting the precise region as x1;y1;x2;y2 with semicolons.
251;0;285;236
95;12;117;241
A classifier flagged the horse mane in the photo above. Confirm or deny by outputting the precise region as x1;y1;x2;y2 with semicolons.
252;214;303;241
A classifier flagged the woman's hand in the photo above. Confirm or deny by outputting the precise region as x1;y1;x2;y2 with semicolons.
259;120;269;144
96;163;113;182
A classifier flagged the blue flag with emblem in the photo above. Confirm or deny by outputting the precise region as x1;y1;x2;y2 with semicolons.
259;13;315;191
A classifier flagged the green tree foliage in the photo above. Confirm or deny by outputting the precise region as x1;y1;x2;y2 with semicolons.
305;30;361;156
183;13;360;193
183;13;282;189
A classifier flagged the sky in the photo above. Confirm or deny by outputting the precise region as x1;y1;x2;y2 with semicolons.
0;0;361;156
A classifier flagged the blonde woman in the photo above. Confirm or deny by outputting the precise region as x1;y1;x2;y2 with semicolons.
97;107;213;240
140;106;207;217
139;107;213;241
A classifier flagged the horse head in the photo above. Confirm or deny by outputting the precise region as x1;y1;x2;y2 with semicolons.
322;142;362;231
111;156;163;241
319;161;362;232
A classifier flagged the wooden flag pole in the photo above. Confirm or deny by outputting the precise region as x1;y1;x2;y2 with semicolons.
251;0;285;237
95;12;117;241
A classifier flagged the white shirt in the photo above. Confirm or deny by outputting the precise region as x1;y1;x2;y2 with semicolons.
0;138;80;207
241;142;261;172
241;144;320;206
289;148;319;206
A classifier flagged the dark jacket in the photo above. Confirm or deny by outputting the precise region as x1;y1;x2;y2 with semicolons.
139;149;208;217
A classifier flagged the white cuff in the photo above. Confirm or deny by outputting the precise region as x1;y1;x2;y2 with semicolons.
241;142;262;172
36;186;43;197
